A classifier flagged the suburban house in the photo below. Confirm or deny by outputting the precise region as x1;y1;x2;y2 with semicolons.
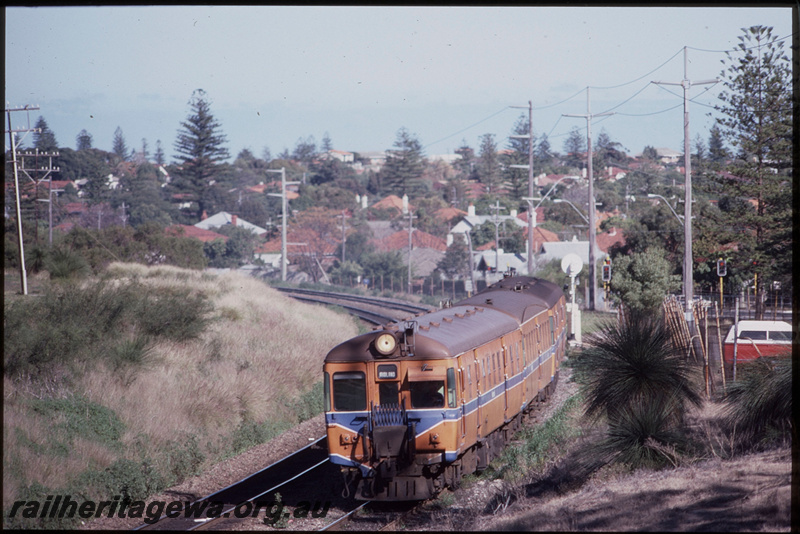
194;211;268;235
166;224;228;243
371;228;448;279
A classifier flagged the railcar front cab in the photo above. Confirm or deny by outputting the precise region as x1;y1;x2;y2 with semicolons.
323;324;459;500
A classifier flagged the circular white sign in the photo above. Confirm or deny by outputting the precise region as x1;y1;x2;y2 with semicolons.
561;253;583;276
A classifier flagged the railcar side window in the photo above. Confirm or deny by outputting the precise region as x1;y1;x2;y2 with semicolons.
332;372;366;411
323;372;331;412
446;368;457;408
410;380;445;408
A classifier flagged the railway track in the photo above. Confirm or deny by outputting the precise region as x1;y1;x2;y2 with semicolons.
134;437;333;530
276;286;435;325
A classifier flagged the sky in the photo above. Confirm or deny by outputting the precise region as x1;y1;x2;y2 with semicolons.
5;5;794;163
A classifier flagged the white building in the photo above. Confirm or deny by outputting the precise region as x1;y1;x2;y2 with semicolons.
195;211;267;235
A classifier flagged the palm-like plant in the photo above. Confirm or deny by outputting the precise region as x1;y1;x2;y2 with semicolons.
576;313;702;424
722;356;792;445
572;313;703;468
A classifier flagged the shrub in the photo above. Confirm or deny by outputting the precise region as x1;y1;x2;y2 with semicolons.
44;246;91;280
722;357;792;448
27;395;126;449
4;278;213;379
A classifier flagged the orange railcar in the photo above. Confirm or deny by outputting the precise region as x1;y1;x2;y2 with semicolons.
323;275;567;500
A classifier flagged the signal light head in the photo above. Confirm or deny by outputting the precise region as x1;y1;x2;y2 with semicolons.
374;332;397;356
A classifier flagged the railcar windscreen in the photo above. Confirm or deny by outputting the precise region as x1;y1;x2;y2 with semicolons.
379;382;399;406
410;380;445;408
333;371;367;411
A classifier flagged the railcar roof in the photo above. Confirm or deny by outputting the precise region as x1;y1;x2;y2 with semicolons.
411;305;521;357
457;276;561;323
324;276;564;363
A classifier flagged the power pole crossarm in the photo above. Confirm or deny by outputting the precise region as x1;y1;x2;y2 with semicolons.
652;47;719;321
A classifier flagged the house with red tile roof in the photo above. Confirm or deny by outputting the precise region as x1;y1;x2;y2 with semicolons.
166;224;228;243
372;229;448;253
369;194;412;217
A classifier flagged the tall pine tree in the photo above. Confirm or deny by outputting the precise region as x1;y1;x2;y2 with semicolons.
380;127;425;198
504;114;534;203
33;116;58;151
712;25;792;319
173;89;230;219
477;133;502;195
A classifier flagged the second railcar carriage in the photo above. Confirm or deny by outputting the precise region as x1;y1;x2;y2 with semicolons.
323;276;567;500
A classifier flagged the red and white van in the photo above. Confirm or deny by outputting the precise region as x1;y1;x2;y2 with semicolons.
723;320;793;364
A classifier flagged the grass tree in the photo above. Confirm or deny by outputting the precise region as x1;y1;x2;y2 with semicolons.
574;313;702;468
722;357;792;449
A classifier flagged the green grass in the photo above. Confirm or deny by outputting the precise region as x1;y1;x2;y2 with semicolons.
485;394;583;482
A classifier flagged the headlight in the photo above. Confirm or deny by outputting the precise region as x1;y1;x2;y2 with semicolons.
374;332;397;356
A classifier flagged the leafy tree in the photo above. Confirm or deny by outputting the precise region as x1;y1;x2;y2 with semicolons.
379;128;426;197
57;147;114;205
608;248;681;314
205;225;260;268
593;128;626;169
360;250;407;288
329;260;364;286
641;145;658;161
116;162;174;227
76;129;93;150
712;25;792;319
437;240;469;279
336;229;375;266
291;135;317;164
691;133;706;167
173;89;231;219
33;116;58;151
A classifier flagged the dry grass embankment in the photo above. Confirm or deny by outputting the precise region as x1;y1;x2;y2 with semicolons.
3;263;359;527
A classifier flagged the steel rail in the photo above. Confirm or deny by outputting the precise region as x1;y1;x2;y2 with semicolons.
134;437;328;530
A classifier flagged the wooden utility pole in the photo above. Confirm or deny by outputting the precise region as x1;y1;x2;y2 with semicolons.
19;149;60;245
5;105;41;295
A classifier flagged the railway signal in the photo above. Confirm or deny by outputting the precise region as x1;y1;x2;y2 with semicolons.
601;258;611;282
716;258;727;277
717;258;727;312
